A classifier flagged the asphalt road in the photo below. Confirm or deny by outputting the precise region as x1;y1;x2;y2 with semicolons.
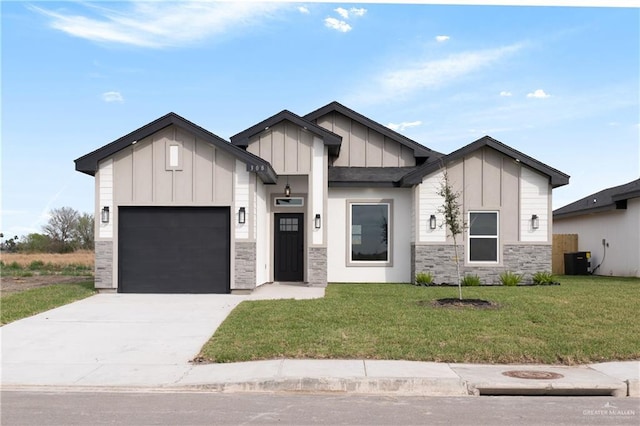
2;391;639;425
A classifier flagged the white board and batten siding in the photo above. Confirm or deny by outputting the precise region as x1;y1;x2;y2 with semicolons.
311;136;325;246
234;160;250;240
255;181;269;285
520;166;549;242
97;158;113;239
417;170;446;243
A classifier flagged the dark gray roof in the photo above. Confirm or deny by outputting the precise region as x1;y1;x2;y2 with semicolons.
553;178;640;219
230;110;342;156
329;166;419;187
401;135;570;188
304;101;444;161
75;112;277;184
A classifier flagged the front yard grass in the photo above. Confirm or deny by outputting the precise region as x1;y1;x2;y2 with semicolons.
1;281;96;325
199;276;640;365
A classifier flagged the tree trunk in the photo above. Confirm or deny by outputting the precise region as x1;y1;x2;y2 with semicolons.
453;236;462;300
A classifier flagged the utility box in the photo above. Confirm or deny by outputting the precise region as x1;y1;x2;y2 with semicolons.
564;251;591;275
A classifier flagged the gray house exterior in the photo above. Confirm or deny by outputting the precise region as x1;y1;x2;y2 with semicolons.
76;102;569;293
554;179;640;277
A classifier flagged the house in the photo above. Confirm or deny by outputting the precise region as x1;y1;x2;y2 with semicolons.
553;178;640;277
75;101;569;293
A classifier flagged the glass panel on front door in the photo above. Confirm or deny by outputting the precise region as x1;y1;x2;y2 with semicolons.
279;217;299;232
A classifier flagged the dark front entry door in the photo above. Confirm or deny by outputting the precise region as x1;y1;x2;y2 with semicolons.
274;213;304;282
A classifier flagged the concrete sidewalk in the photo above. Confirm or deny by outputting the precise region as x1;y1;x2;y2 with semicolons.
3;359;638;397
1;283;637;397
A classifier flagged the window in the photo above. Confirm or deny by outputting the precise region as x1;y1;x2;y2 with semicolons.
350;203;390;263
279;217;299;232
165;143;182;170
468;211;499;262
274;197;304;207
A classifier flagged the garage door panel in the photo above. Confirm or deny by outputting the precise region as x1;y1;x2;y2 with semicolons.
118;207;230;293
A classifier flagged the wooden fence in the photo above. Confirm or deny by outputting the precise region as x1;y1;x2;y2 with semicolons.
552;234;578;275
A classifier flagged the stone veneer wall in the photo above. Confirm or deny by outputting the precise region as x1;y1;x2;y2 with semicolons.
95;240;114;289
234;242;256;290
308;247;327;287
412;243;552;284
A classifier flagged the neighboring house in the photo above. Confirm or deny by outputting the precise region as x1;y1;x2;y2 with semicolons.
75;101;569;293
553;179;640;277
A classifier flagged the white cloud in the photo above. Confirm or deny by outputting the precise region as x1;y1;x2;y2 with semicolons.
30;2;285;48
335;7;349;19
435;35;450;42
298;6;310;14
102;91;124;103
387;121;423;131
500;91;513;97
527;89;551;99
334;7;366;19
324;17;351;33
355;43;523;104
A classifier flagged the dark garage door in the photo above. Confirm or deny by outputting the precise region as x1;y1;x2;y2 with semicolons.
118;206;230;294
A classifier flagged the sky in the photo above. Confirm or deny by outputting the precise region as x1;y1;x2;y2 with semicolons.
1;1;639;240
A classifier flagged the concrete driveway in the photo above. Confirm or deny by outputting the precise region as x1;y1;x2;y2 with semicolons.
1;284;324;388
1;293;246;387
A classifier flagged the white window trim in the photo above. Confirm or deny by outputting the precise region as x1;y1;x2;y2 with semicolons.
347;200;393;267
467;210;499;264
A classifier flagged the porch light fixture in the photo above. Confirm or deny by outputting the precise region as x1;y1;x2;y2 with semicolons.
238;207;246;224
531;214;539;229
101;206;110;223
284;183;291;197
314;214;321;229
429;214;437;230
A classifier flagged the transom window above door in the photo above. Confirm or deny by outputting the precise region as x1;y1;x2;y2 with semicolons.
274;197;304;207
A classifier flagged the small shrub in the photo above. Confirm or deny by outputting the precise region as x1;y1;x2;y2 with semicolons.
415;272;434;286
500;271;523;286
6;261;22;270
28;260;46;270
533;271;555;285
461;274;481;286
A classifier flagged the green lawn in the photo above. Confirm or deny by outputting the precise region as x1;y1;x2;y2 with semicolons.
1;281;96;325
199;276;640;365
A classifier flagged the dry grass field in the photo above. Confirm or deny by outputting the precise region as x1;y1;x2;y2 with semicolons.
1;250;94;269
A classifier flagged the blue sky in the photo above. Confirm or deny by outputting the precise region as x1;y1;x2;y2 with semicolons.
2;1;638;239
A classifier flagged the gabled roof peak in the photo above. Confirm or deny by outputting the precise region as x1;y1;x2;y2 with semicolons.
401;135;569;188
304;101;443;160
75;112;277;183
230;109;342;155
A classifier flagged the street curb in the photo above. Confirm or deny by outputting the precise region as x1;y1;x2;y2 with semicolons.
181;377;471;396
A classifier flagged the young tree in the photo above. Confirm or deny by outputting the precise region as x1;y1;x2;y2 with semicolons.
437;169;465;300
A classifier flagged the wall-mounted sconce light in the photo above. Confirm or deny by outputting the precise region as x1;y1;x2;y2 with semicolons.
101;206;110;224
315;214;321;229
238;207;246;224
531;214;539;229
429;214;437;230
284;183;291;197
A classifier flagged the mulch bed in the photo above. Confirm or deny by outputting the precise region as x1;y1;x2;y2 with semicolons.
417;298;500;309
